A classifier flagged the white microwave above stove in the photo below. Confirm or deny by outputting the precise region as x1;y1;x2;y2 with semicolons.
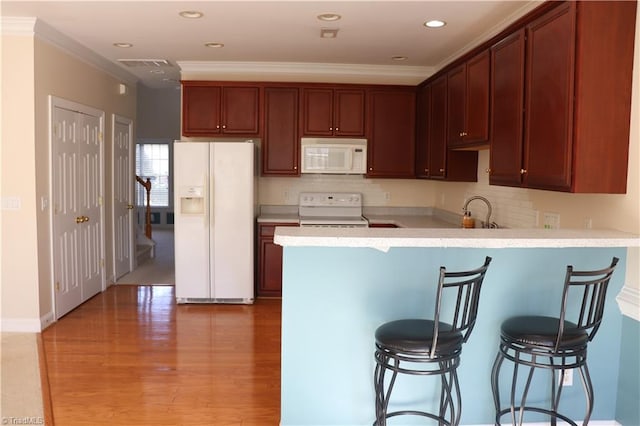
300;138;367;174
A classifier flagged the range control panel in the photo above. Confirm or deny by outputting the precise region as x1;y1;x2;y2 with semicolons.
299;192;362;207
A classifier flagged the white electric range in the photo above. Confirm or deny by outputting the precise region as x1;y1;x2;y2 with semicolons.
298;192;369;228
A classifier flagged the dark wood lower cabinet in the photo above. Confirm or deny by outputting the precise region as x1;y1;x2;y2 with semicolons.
257;222;298;297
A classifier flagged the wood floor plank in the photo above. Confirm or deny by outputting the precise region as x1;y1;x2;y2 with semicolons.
42;285;281;425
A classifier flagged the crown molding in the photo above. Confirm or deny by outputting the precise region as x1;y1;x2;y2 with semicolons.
177;61;434;85
1;16;138;86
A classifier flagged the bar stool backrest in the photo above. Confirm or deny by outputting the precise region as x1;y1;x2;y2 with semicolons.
430;256;492;358
556;257;619;352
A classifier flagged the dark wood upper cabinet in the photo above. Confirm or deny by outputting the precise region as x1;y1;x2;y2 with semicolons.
429;76;448;179
522;3;575;191
525;0;636;193
415;83;431;178
367;88;416;178
447;50;490;148
422;76;478;182
301;87;366;137
262;87;299;176
182;83;260;136
489;29;526;187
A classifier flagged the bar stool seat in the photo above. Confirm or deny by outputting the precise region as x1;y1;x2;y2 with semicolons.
373;257;492;426
491;257;619;426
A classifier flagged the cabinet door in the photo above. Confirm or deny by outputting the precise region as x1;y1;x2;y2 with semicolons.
182;85;222;135
465;50;490;143
258;223;298;297
429;76;448;179
263;87;299;176
523;2;575;191
367;89;416;178
302;88;334;136
446;65;466;147
334;89;365;136
415;84;431;178
490;29;526;187
222;86;260;134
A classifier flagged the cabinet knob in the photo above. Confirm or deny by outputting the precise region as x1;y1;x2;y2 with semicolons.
335;127;339;131
294;166;297;170
222;125;226;129
459;132;464;137
520;169;527;175
369;167;373;171
216;125;220;129
329;127;333;131
425;168;429;173
439;168;445;173
485;168;492;174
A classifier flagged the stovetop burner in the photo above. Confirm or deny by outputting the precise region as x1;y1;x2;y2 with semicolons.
298;192;368;227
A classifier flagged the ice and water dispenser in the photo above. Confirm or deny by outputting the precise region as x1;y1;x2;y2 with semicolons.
179;186;205;214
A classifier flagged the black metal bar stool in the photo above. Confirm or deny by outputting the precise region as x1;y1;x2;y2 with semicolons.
491;257;619;426
373;257;492;426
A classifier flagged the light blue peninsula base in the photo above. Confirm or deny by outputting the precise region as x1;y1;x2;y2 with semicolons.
275;228;638;426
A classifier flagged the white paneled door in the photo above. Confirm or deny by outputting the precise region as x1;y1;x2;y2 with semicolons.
112;115;134;280
51;97;105;318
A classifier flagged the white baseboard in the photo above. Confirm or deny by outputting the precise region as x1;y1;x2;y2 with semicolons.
40;311;55;330
0;318;42;332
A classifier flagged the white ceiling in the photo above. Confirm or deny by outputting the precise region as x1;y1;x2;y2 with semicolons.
1;0;540;88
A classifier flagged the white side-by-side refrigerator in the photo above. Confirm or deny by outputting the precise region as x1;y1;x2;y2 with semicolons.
173;141;256;304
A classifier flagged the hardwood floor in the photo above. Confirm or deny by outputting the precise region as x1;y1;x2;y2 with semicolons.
41;285;281;425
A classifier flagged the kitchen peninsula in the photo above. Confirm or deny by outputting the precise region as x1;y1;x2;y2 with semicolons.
275;227;639;425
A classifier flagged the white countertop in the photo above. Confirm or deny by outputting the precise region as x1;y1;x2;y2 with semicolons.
274;227;640;251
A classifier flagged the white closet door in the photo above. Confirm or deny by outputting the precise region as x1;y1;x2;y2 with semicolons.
52;106;83;317
112;116;134;279
51;98;105;318
77;113;102;300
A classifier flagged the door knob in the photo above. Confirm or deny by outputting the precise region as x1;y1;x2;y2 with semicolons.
83;216;90;223
127;204;134;210
520;169;527;175
76;216;84;224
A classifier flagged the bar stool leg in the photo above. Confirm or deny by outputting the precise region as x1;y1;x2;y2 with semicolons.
491;350;505;425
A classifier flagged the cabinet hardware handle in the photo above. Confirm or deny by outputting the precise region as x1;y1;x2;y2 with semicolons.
520;169;527;175
485;168;492;174
222;125;226;129
294;166;297;170
425;168;429;173
439;168;445;173
329;127;333;131
459;132;464;137
335;127;339;131
216;125;220;129
369;167;373;171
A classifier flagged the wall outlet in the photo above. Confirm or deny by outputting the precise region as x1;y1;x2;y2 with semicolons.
559;369;573;386
543;212;560;229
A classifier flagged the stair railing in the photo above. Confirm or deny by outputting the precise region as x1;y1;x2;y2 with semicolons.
135;175;152;239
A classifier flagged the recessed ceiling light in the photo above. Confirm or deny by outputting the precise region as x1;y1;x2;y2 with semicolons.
424;20;446;28
392;56;408;61
113;42;133;48
179;10;203;19
204;42;225;48
317;13;341;22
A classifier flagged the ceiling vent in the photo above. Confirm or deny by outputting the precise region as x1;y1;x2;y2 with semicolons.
117;59;173;68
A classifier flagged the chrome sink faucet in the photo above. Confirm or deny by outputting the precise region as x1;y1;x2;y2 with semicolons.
462;196;498;229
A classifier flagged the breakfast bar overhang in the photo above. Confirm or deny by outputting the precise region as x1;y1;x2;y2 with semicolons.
275;227;639;426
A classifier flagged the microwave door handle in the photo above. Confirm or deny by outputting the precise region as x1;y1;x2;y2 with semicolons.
346;149;353;169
